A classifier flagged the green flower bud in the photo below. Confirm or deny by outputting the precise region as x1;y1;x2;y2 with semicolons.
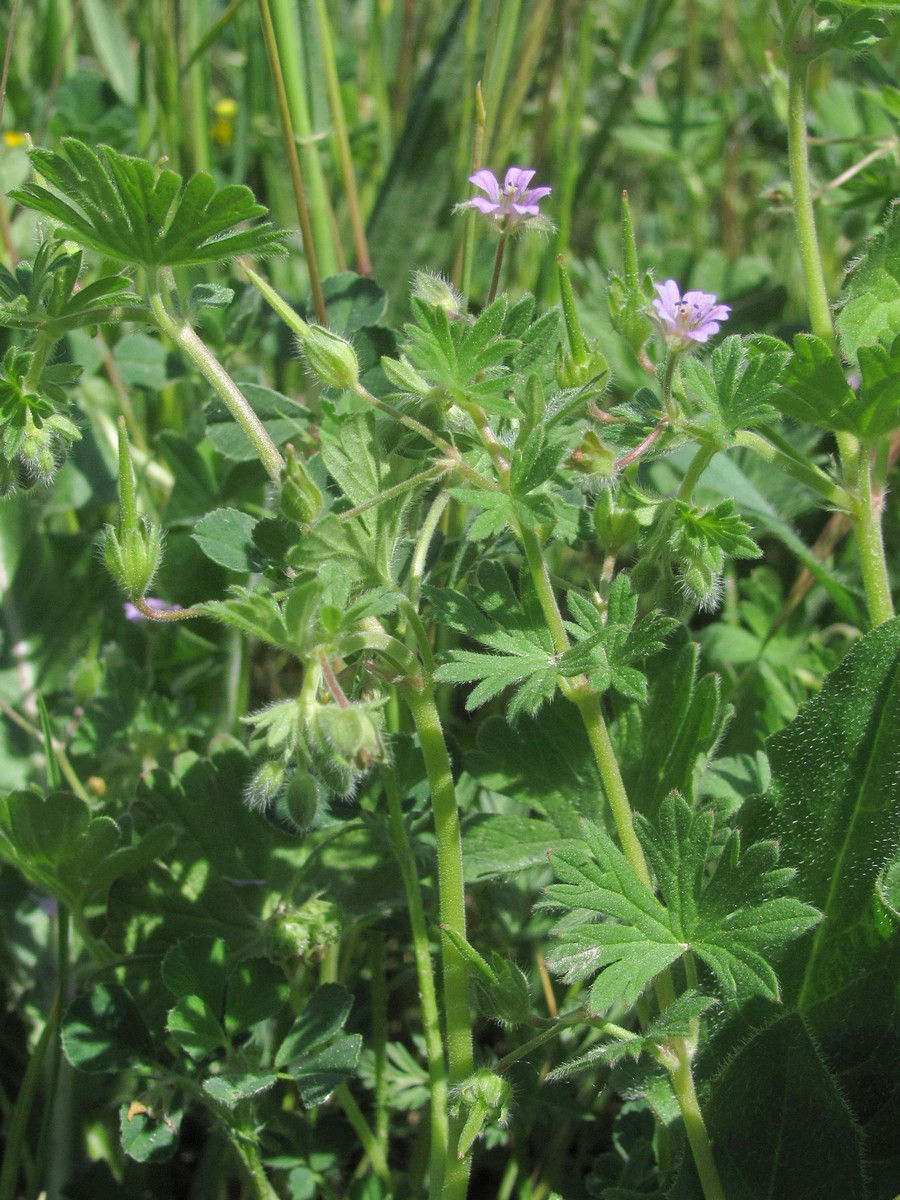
279;444;324;528
412;270;464;316
264;895;342;965
630;556;663;595
570;431;616;479
245;759;289;812
316;704;386;771
71;656;104;705
284;770;320;829
297;325;359;390
592;487;639;551
0;460;18;497
102;519;163;601
19;427;56;480
452;1070;512;1159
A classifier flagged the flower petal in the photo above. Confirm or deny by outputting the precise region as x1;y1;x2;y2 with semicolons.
467;196;502;215
469;169;500;200
504;166;535;194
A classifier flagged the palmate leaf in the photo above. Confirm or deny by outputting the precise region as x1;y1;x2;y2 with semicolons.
429;564;557;718
679;334;789;436
545;795;820;1013
10;139;289;270
561;575;677;702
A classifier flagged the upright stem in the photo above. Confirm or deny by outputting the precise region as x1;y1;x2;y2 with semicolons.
783;40;894;624
148;287;285;482
402;683;473;1200
487;234;508;305
231;1136;281;1200
669;1042;726;1200
256;0;328;323
383;769;450;1198
855;447;895;625
785;52;832;347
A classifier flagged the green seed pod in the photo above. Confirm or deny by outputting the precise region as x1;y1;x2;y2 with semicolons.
453;1069;512;1159
297;324;359;390
102;519;163;601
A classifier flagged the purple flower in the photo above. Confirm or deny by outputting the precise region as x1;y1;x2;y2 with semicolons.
462;166;552;233
651;280;730;350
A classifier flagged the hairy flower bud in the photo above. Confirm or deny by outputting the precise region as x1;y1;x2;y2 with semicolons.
452;1070;512;1159
264;896;342;965
317;705;386;771
297;324;359;390
592;488;640;551
412;270;464;316
284;770;320;829
245;759;289;812
279;444;324;528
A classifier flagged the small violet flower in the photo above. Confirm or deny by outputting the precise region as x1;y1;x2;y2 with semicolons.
651;280;730;351
462;166;552;234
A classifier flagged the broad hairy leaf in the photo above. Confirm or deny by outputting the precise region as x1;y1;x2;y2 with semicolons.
673;1013;866;1200
10;138;289;269
736;618;900;1192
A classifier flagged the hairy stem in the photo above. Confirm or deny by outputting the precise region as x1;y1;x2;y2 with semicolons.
668;1042;726;1200
401;684;473;1200
783;38;894;624
384;768;450;1199
149;287;285;481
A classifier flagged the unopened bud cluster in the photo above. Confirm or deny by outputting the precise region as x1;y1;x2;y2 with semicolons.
0;347;80;496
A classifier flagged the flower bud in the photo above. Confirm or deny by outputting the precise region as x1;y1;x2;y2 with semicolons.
245;759;289;812
297;325;359;390
316;704;386;771
452;1070;512;1159
264;896;342;965
284;770;320;829
102;519;163;601
592;487;639;551
412;270;464;316
279;444;324;528
19;427;56;480
570;431;615;479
